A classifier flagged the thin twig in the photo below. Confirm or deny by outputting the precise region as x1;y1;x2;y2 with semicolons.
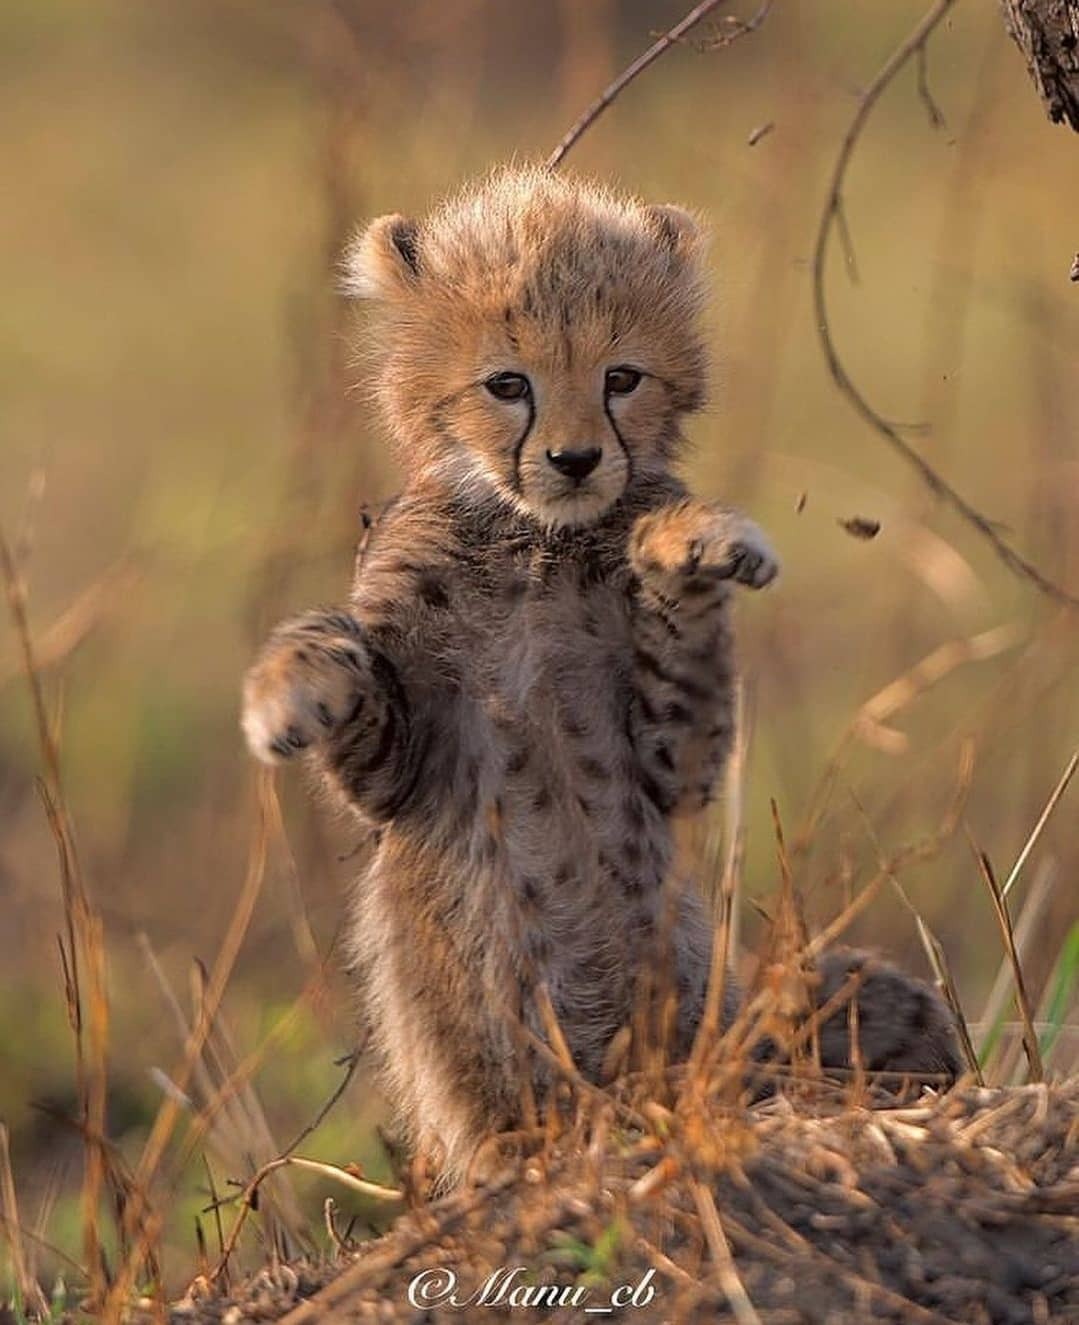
284;1051;362;1157
812;0;1079;608
208;1155;402;1284
546;0;773;169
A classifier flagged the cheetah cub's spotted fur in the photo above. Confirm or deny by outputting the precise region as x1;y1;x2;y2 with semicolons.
243;168;960;1181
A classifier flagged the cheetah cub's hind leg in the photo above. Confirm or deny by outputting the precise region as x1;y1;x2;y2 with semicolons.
242;610;376;764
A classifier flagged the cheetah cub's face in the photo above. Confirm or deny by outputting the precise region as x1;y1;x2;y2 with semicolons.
346;168;708;529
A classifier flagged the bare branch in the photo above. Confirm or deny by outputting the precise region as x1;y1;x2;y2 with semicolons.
546;0;773;170
813;0;1079;609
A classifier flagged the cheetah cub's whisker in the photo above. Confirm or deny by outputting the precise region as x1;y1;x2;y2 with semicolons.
242;166;960;1184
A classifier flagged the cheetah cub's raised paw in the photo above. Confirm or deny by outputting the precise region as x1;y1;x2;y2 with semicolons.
630;500;779;593
241;611;374;765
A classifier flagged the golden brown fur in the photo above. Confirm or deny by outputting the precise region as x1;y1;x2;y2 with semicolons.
242;167;960;1181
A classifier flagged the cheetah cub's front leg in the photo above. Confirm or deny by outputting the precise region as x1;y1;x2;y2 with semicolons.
243;611;420;821
628;500;778;816
630;499;779;596
242;611;378;763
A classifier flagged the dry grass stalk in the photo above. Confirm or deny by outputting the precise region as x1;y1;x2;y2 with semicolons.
189;962;308;1255
274;1173;519;1325
913;915;983;1083
970;841;1045;1082
796;627;1003;851
0;1124;50;1318
691;1179;762;1325
82;909;110;1304
172;962;341;1183
977;857;1056;1060
1;527;115;1305
0;555;141;686
850;789;982;1082
1001;750;1077;899
103;771;273;1317
263;779;324;977
141;932;313;1264
534;981;577;1075
684;680;749;1097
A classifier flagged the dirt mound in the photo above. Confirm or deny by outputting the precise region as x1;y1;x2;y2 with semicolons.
174;1081;1078;1325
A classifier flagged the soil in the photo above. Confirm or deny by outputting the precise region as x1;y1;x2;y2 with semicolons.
166;1080;1078;1325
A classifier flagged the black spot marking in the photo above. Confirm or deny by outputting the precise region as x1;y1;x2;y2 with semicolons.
328;645;365;672
689;640;721;666
417;573;450;609
682;573;724;597
354;702;397;775
636;689;660;725
639;768;675;816
344;692;366;724
578;756;608;781
390;218;420;275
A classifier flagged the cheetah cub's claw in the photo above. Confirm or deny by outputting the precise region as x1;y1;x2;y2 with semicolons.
631;500;779;592
242;611;374;765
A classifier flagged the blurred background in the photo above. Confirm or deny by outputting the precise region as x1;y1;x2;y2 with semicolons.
1;0;1076;1295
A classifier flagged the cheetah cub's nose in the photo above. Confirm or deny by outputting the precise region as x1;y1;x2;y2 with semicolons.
546;446;602;482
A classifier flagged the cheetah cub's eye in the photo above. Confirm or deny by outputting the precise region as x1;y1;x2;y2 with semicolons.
485;372;531;402
605;366;642;396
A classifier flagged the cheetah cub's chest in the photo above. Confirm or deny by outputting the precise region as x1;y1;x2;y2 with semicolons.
457;562;671;937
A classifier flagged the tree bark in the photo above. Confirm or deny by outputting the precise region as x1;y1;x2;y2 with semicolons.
1000;0;1079;131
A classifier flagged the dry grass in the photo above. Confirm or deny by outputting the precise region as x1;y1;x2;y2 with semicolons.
160;1080;1079;1324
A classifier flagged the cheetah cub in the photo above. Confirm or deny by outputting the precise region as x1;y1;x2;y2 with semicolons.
243;168;960;1181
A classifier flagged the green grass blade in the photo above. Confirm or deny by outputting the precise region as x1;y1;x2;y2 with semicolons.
1038;920;1079;1065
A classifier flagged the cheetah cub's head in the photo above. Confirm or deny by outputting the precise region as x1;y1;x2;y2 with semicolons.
346;167;707;529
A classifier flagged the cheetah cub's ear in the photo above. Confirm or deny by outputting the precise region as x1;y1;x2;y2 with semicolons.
645;203;704;269
342;214;421;300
